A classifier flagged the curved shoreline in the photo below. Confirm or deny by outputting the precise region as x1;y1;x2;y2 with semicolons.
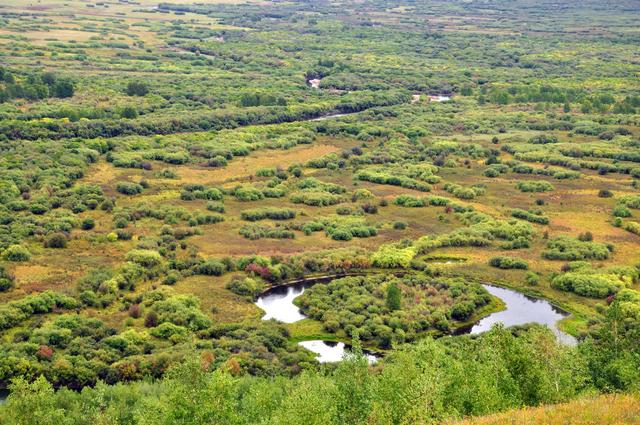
255;270;578;348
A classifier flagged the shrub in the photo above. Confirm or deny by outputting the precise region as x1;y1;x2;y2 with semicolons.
240;208;296;221
116;182;143;196
150;322;188;339
525;272;540;286
194;259;227;276
543;237;610;261
234;186;264;202
622;221;640;236
239;224;295;240
0;265;15;291
226;277;264;298
290;190;343;206
126;81;149;96
528;134;559;144
612;204;632;218
598;189;613;198
206;202;225;213
511;209;549;225
552;272;626;298
444;183;485;200
371;244;416;268
489;256;529;270
393;221;408;230
394;195;425;207
125;250;163;267
44;233;68;249
3;245;31;262
207;156;227;167
81;218;95;230
516;181;554;193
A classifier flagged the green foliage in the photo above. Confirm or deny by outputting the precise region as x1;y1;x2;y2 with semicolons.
516;180;555;193
43;233;68;249
126;81;149;96
489;256;529;270
511;209;549;225
371;244;416;268
239;224;295;240
290;190;343;206
386;282;402;311
2;244;31;262
126;250;163;267
226;277;265;298
116;182;144;196
298;274;490;346
0;264;15;291
551;264;636;298
542;237;611;261
148;294;212;331
528;134;559;144
234;186;265;202
240;207;296;221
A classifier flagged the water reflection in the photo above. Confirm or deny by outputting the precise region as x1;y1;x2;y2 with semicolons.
256;279;577;348
458;285;577;345
255;281;311;323
298;340;378;364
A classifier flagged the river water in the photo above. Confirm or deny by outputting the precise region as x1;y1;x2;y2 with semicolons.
255;277;577;362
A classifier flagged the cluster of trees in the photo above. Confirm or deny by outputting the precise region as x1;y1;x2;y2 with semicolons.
415;212;535;253
550;262;637;298
4;307;640;425
0;68;74;102
0;90;410;141
297;273;491;347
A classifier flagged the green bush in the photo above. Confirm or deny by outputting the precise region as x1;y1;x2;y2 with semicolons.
516;180;554;193
125;250;163;267
43;233;68;249
511;209;549;225
239;224;295;240
240;208;296;221
194;259;227;276
489;256;528;270
528;134;559;144
0;265;15;291
116;182;143;196
3;245;31;262
234;186;265;202
226;277;264;298
290;190;343;206
394;195;425;207
543;237;611;261
371;244;416;268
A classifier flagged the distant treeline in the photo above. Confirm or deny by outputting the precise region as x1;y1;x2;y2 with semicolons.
0;91;409;141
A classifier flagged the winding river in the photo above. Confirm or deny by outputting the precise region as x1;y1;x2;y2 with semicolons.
255;277;576;362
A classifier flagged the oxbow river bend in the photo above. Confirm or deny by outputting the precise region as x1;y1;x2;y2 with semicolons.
255;278;576;362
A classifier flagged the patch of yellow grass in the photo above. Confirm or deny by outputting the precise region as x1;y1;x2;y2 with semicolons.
448;393;640;425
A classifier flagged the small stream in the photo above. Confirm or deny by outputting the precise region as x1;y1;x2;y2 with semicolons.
256;276;576;362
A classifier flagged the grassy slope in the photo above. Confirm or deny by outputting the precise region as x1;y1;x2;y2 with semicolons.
449;393;640;425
